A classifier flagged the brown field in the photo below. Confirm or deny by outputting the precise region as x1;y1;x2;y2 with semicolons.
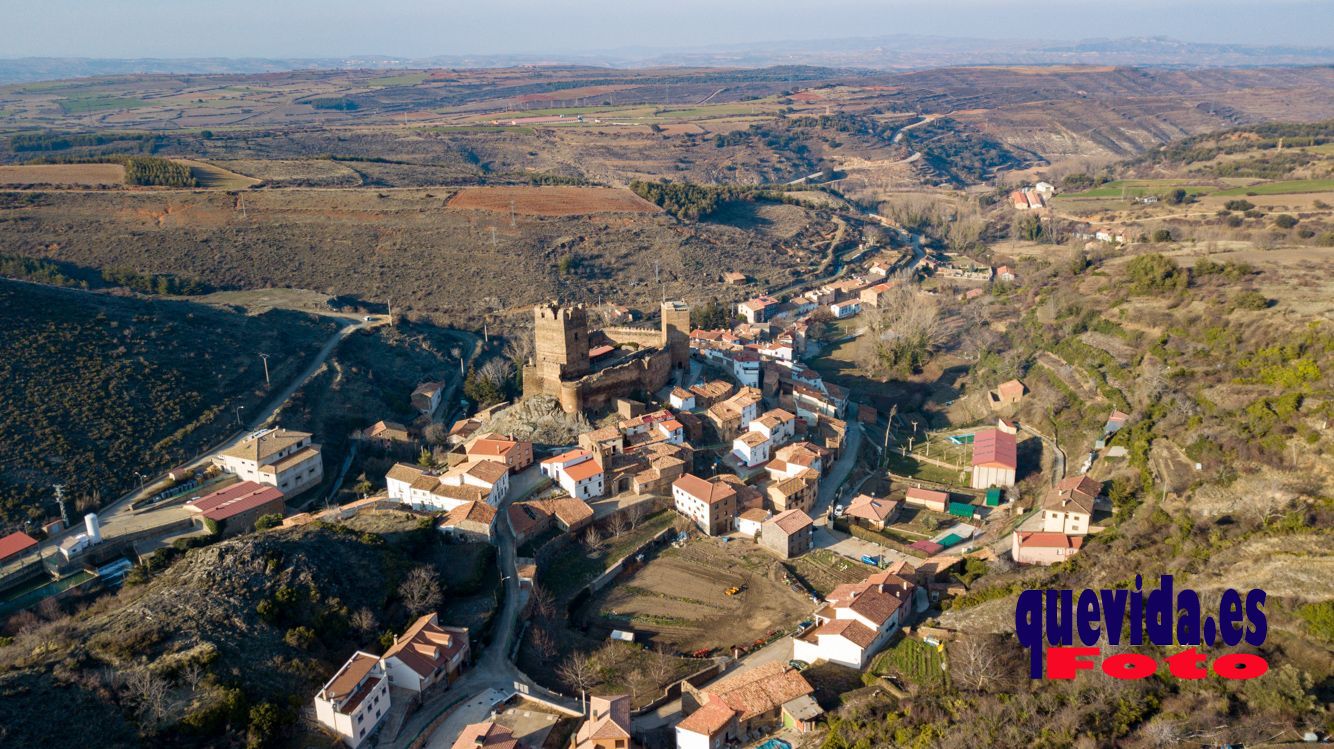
446;186;661;215
175;159;261;189
589;538;815;654
0;163;123;186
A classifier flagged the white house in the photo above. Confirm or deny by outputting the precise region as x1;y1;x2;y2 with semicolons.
383;614;470;694
1041;475;1099;535
539;449;605;500
829;300;861;319
672;474;737;536
1012;531;1084;565
214;427;323;496
792;571;922;669
314;652;391;748
970;428;1017;489
669;387;697;411
735;507;769;537
750;408;796;447
732;431;771;468
731;350;761;388
737;296;779;324
384;459;509;513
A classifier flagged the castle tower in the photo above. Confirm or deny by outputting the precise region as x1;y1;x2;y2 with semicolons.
660;300;691;370
533;302;590;380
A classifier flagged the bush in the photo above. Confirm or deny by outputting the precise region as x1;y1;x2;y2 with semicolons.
1126;253;1187;295
1151;228;1173;243
1231;291;1270;311
254;513;283;531
283;626;316;650
1273;214;1299;229
1224;199;1254;211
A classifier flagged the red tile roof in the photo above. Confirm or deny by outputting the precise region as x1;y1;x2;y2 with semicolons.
1019;532;1085;550
971;428;1017;469
0;531;38;561
187;481;284;522
564;459;603;482
673;474;736;505
767;509;813;535
676;700;735;736
384;613;467;679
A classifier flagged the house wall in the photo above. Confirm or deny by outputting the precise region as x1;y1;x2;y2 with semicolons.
970;465;1015;489
676;727;721;749
1041;510;1089;535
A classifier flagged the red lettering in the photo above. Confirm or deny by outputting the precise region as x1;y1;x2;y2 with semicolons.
1045;647;1100;679
1212;653;1269;680
1101;653;1158;680
1165;647;1209;679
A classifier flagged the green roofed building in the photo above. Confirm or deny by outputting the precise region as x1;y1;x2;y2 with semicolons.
947;501;974;518
938;532;966;547
985;487;1002;507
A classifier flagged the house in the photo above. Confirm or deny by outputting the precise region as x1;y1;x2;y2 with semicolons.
314;652;391;748
964;287;984;300
451;722;522;749
859;281;899;308
1041;475;1100;535
185;481;286;535
996;265;1017;282
214;427;323;496
573;695;632;749
0;531;38;564
756;338;794;362
465;434;534;472
792;571;921;669
903;487;948;514
539;449;605;500
1012;531;1084;566
843;494;899;530
737;296;780;324
763;476;816;514
997;417;1019;435
767;441;826;483
750;408;796;447
411;381;446;415
446;460;511;504
356;420;414;445
735;507;769;537
730;349;762;388
989;379;1026;408
970;428;1017;489
731;431;771;469
437;501;497;542
672;474;737;536
689;380;734;408
383;613;470;694
759;509;813;559
792;384;846;425
677;662;817;749
829;300;861;319
669;387;696;411
722;271;749;285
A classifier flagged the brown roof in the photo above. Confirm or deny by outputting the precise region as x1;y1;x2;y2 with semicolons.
432;483;489;503
440;501;497;529
463;459;509;484
467;435;523;458
673;474;736;505
1019;531;1085;550
218;428;311;463
319;651;380;705
847;586;904;626
564;459;603;482
905;487;948;506
737;431;769;448
387;463;427;484
676;700;736;736
815;618;879;648
383;613;467;679
774;442;822;467
738;508;770;522
767;508;813;535
844;494;898;523
258;445;321;474
703;661;814;722
527;498;594;528
451;722;519;749
996;379;1026;400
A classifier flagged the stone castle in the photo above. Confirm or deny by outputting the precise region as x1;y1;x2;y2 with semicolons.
522;300;691;414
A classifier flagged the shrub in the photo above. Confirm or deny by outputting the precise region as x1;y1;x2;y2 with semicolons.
1273;214;1298;229
1151;228;1173;243
254;513;283;531
1224;199;1254;211
1231;291;1270;310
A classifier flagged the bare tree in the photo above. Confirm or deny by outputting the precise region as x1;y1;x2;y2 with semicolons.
180;661;206;694
350;607;378;635
397;566;443;616
504;324;535;367
1141;717;1184;748
556;652;598;700
36;597;62;622
646;646;676;686
583;526;604;550
124;668;170;729
530;625;558;660
478;357;515;391
952;636;1007;692
608;514;630;540
423;422;449;446
861;281;944;377
530;585;556;621
626;503;649;531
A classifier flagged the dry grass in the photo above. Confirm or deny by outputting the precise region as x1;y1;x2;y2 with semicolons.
173;159;260;189
0;163;123;186
446;186;660;216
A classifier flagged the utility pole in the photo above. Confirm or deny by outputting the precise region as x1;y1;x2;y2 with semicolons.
510;200;516;229
491;226;497;248
54;484;69;528
259;353;271;387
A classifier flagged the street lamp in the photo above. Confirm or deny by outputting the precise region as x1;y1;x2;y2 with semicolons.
235;406;245;427
259;353;271;387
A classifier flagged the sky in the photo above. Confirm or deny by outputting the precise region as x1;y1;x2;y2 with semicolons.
1;0;1330;58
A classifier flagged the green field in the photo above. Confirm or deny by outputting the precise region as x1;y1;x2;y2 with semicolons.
58;95;150;114
1214;178;1334;196
870;636;948;686
369;72;430;87
1062;179;1218;199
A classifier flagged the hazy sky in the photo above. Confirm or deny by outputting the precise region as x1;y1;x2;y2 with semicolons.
1;0;1330;58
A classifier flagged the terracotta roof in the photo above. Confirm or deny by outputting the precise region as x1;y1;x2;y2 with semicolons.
847;586;904;626
676;700;736;736
319;651;381;707
767;477;809;500
972;428;1017;469
467;435;523;458
816;617;879;648
463;460;509;484
564;459;603;482
767;509;813;535
218;428;311;463
1043;474;1100;515
703;661;814;722
738;508;770;522
527;498;595;528
439;501;497;529
1019;531;1085;550
996;379;1026;399
0;531;38;560
543;448;591;464
451;722;518;749
387;463;427;484
432;483;489;503
844;494;899;522
774;442;822;467
905;487;948;506
736;431;769;448
673;474;736;505
187;481;284;522
671;387;694;400
384;613;466;679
